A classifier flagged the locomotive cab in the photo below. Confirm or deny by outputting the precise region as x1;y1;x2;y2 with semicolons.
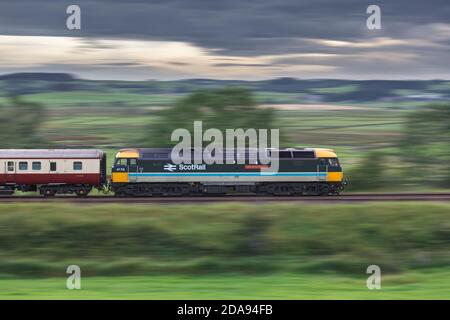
315;148;344;193
111;149;140;184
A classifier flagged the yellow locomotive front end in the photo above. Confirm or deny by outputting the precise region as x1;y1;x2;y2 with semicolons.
314;148;345;193
111;148;140;184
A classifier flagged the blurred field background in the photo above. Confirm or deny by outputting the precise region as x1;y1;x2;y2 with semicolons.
0;73;449;191
0;202;448;299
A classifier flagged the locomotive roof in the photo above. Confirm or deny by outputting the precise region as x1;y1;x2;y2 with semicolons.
115;148;337;159
0;149;105;159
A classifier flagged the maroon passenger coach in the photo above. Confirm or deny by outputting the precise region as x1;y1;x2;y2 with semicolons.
0;149;107;196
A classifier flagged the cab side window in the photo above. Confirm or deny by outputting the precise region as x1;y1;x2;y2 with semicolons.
128;159;137;171
116;158;127;166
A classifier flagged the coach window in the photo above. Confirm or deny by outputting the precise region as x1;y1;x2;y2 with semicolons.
7;161;14;171
19;162;28;170
50;162;57;172
73;161;83;170
32;162;41;171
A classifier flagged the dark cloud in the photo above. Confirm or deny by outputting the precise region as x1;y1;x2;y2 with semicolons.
0;0;449;79
1;1;448;53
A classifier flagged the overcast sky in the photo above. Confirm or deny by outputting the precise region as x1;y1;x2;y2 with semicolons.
0;0;449;80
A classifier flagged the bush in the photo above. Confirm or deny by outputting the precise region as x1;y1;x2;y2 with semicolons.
346;152;387;190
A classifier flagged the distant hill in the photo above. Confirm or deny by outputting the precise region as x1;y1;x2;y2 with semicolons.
0;72;448;103
0;73;76;82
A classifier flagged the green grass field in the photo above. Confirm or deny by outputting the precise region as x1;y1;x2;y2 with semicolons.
21;91;182;108
1;268;448;299
0;202;448;299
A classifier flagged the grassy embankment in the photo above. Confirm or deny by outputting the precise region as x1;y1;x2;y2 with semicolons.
0;202;448;299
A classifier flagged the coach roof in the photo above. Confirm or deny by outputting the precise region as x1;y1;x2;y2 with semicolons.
0;149;105;159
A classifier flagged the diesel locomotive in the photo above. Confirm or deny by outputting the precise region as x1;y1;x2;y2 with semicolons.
110;148;345;196
0;147;344;196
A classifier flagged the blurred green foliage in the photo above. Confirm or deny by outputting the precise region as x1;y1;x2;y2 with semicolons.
0;97;47;147
143;87;278;146
347;103;450;190
346;152;387;190
0;203;448;277
401;104;450;187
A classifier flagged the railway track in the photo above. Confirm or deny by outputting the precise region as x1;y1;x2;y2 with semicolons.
0;193;449;204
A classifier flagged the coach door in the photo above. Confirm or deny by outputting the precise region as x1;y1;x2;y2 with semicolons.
128;158;138;182
317;158;327;181
49;160;58;174
5;161;16;183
